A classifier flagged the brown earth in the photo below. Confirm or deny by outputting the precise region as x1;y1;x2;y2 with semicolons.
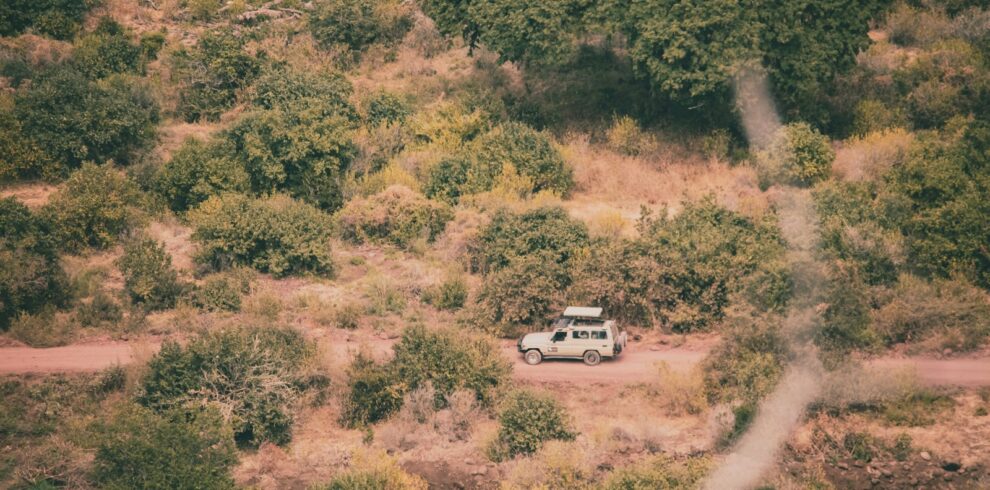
2;339;988;387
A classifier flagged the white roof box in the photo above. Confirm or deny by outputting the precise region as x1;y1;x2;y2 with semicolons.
563;306;603;318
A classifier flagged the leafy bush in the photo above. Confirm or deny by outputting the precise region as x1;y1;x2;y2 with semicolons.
489;389;576;461
75;291;123;329
703;316;788;404
308;0;413;56
155;137;250;212
872;275;990;351
600;455;710;490
0;0;94;39
188;193;335;277
475;255;566;332
470;206;589;274
8;309;77;347
117;237;183;310
224;103;357;212
336;185;453;248
363;90;411;127
251;66;357;120
570;200;788;331
755;122;835;189
138;326;320;447
316;451;427;490
341;326;511;426
421;276;468;310
424;155;472;204
191;275;247;312
171;29;261;121
852;99;910;136
42;163;146;252
0;198;69;329
71;18;146;79
92;404;238;490
10;67;159;178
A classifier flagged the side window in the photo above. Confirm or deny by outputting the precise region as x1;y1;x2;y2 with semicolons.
592;330;607;340
578;331;589;339
571;331;580;339
552;331;567;341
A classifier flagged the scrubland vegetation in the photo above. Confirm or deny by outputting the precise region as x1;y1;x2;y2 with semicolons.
1;0;989;488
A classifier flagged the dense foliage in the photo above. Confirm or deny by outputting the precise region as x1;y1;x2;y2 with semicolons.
5;67;159;179
138;326;320;447
0;198;68;329
702;316;789;404
188;193;335;277
308;0;413;57
118;237;183;310
0;0;96;40
341;325;511;426
155;138;250;212
92;404;237;490
755;122;836;189
489;389;576;461
470;206;589;274
42;163;146;252
336;185;453;248
171;29;261;121
71;18;154;79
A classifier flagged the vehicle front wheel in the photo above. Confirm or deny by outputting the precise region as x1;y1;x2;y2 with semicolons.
583;350;601;366
524;349;543;365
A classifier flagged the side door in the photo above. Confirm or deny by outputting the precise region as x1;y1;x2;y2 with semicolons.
544;330;568;358
566;329;593;357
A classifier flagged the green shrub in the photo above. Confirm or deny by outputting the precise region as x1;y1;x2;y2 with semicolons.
336;185;453;248
11;67;159;177
755;122;835;189
154;137;250;212
471;206;589;273
843;432;875;462
42;163;146;252
475;255;566;332
0;0;94;40
224;104;357;212
573;200;788;331
71;18;145;79
251;66;357;120
117;237;183;310
76;291;123;328
188;193;335;277
341;326;511;426
363;90;410;127
308;0;413;56
424;155;471;204
872;275;990;351
192;275;246;312
171;29;261;122
600;454;710;490
719;402;756;448
92;404;238;490
8;309;77;347
891;433;912;461
852;99;910;136
703;316;788;405
489;389;576;461
0;198;69;329
138;326;320;447
0;109;52;181
421;276;468;310
340;353;405;427
816;264;877;361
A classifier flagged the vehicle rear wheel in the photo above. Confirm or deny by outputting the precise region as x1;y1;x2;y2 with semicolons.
583;350;601;366
524;349;543;365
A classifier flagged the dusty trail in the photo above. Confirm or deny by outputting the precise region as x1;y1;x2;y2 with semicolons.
1;340;988;387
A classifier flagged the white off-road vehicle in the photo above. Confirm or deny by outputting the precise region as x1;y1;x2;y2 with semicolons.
516;306;627;366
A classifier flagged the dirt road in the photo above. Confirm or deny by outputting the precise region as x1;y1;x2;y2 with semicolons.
1;341;988;387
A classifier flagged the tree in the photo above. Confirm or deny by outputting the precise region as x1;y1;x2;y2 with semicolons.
118;238;183;310
92;404;238;490
171;29;261;122
0;0;95;40
470;206;589;273
155;138;250;212
42;163;146;252
309;0;413;57
12;67;159;177
71;17;145;79
224;104;357;212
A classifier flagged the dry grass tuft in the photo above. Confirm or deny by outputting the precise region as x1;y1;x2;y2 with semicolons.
834;129;915;181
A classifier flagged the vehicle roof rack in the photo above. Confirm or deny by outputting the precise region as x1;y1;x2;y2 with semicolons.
562;306;603;319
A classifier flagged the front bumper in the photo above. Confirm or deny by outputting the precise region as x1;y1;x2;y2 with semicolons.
516;337;525;352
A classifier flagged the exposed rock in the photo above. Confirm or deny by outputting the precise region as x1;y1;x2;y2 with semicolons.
920;451;931;461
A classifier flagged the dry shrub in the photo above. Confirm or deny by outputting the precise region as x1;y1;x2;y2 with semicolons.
606;115;658;156
317;450;426;490
433;388;481;441
243;290;283;322
816;363;920;410
363;275;407;315
502;440;594;490
400;381;437;424
13;436;90;488
833;128;914;181
9;310;77;347
587;209;629;238
650;363;708;416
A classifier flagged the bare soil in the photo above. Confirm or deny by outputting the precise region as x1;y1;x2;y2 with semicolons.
2;338;988;388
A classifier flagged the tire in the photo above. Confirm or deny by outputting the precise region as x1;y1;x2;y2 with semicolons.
583;350;601;366
524;349;543;365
